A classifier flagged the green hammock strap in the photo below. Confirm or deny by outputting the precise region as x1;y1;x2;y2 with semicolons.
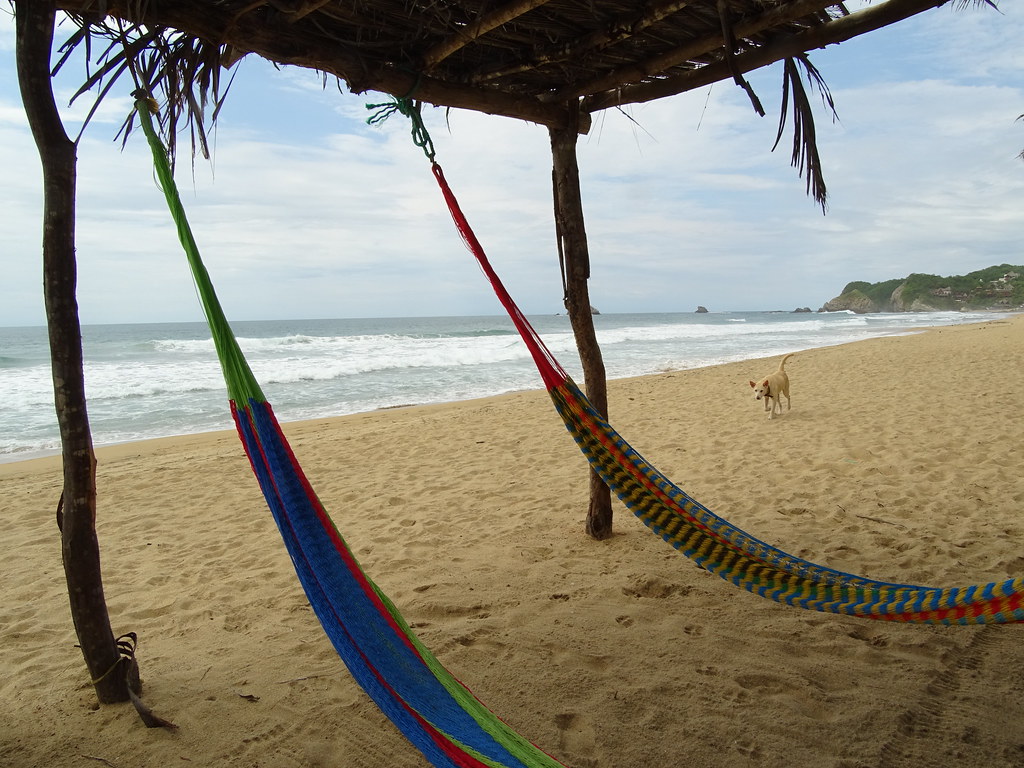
366;92;436;162
134;98;265;406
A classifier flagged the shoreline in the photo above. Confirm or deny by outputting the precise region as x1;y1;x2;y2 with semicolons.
3;315;1024;767
3;312;1017;470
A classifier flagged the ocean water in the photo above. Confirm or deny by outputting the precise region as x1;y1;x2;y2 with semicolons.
0;310;999;462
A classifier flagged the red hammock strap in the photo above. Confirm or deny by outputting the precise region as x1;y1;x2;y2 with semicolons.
431;162;568;391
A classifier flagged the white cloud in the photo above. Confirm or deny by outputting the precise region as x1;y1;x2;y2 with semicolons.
0;2;1021;326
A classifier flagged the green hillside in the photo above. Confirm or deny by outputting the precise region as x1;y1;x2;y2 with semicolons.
824;264;1024;312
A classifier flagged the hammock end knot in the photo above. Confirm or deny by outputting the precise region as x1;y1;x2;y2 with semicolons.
131;89;159;116
364;95;436;163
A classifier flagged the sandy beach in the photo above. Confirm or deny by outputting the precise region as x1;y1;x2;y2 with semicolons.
2;314;1023;768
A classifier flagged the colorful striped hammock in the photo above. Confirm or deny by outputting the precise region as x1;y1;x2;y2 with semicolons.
136;94;1022;768
429;159;1024;626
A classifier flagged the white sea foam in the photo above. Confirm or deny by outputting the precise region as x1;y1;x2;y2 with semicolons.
0;310;1001;461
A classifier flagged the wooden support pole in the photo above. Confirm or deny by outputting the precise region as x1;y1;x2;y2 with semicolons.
15;0;134;704
549;108;613;540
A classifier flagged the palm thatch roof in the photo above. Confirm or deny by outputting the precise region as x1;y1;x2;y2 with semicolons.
54;0;956;131
50;0;968;208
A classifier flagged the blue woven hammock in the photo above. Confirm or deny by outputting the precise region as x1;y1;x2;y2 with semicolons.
137;100;566;768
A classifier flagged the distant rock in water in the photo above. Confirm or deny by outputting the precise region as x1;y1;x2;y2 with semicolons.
695;306;709;313
792;307;812;313
590;305;601;315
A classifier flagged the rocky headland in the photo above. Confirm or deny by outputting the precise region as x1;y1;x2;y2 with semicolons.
820;264;1023;313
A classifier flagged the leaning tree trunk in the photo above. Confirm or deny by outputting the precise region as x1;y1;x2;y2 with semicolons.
549;118;613;540
15;0;134;704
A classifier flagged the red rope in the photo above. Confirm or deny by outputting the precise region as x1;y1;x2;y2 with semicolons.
431;162;567;391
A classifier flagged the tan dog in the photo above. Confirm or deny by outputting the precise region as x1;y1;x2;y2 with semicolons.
749;354;794;419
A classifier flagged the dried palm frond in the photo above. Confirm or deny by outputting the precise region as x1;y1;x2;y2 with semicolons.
52;11;236;169
1017;113;1023;161
773;54;837;212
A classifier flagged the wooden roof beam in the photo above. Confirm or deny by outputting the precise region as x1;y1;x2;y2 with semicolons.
581;0;951;112
553;0;841;102
471;0;698;84
286;0;336;24
422;0;554;71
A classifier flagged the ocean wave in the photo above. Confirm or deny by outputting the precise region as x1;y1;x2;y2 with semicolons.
593;318;867;346
2;311;1008;458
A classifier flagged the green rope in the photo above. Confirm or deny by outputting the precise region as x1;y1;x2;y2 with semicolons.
134;97;265;406
366;93;436;162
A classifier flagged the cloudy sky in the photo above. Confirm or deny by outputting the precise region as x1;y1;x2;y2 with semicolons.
0;3;1021;327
